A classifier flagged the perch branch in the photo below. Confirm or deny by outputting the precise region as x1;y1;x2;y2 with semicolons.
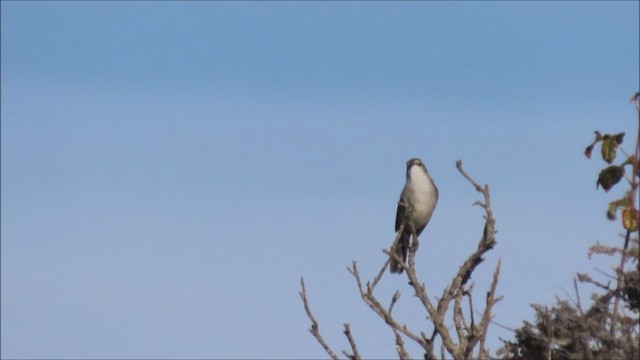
301;160;500;360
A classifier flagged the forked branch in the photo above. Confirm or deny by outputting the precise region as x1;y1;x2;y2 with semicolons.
300;160;501;360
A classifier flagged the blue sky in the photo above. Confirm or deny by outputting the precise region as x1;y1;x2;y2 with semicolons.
1;1;638;359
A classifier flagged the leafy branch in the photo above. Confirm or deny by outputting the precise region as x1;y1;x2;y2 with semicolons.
583;92;640;334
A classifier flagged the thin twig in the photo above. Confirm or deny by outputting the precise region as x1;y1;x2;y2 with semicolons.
299;277;340;360
370;257;392;292
387;293;410;360
456;160;485;193
477;313;516;332
348;263;427;347
393;330;411;360
475;260;503;360
389;291;401;314
573;278;594;360
467;283;476;329
453;288;466;347
611;229;633;336
342;323;361;360
348;262;438;359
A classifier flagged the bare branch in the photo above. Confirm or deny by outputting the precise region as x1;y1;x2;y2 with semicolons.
386;292;411;360
456;160;485;193
467;285;476;330
573;278;594;360
349;263;428;345
611;229;633;335
342;323;361;360
453;288;466;347
400;230;461;358
475;259;503;359
452;162;497;291
302;160;501;360
299;277;340;360
577;272;613;291
386;160;500;360
389;291;401;314
371;257;392;292
480;314;516;333
348;261;439;360
393;330;411;360
405;160;499;359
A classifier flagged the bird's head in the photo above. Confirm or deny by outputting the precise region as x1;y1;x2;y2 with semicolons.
406;158;424;169
405;158;431;180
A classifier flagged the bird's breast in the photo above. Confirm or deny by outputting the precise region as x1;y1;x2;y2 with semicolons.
406;170;437;226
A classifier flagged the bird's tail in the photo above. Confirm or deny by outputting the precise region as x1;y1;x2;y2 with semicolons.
390;232;409;274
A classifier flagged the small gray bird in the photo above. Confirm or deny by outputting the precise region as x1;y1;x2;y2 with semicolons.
390;158;438;274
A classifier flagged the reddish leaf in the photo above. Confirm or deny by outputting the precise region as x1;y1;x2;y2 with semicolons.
584;131;604;159
584;145;595;159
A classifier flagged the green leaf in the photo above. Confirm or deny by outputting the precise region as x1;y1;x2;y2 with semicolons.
601;134;623;164
613;132;625;145
606;204;617;220
596;165;625;192
606;198;630;220
594;130;603;141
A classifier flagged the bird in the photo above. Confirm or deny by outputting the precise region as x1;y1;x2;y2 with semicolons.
390;158;438;274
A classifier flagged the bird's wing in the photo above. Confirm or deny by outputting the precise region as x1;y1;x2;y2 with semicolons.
395;194;407;232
